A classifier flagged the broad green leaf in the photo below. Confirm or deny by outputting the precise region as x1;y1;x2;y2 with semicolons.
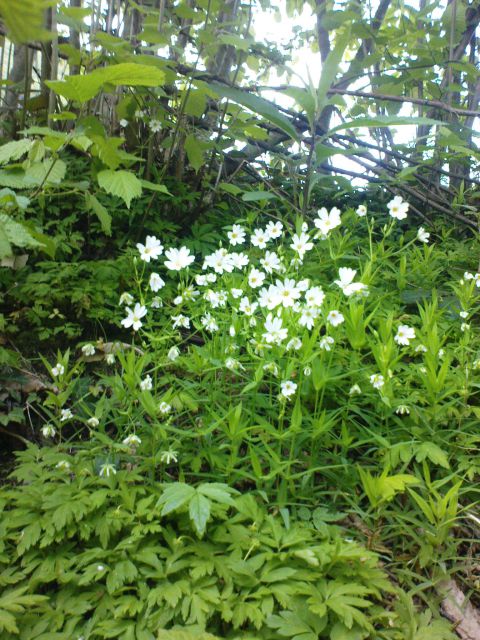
157;482;196;515
209;82;299;141
47;63;166;103
317;26;351;113
414;442;449;469
0;0;52;43
183;89;207;118
158;629;221;640
184;134;205;173
242;191;277;202
0;139;33;165
0;214;44;258
85;192;112;235
24;159;67;185
97;170;142;208
141;179;172;195
197;482;237;505
188;493;211;536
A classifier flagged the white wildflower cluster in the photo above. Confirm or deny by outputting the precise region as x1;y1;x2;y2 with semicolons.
117;200;441;401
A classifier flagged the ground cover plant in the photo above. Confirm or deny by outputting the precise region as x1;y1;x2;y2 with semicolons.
1;195;480;638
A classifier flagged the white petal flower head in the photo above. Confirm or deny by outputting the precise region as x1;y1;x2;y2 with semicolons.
227;224;246;246
286;337;302;351
56;460;71;471
239;296;258;316
51;363;65;377
370;373;385;390
395;405;410;415
60;408;73;422
305;286;325;308
251;228;270;249
164;246;195;271
275;278;302;308
260;250;282;274
99;463;117;477
160;449;178;464
280;380;297;399
356;205;367;217
149;272;165;292
137;235;164;262
460;311;469;319
119;292;134;306
263;313;288;344
230;252;249;270
464;271;475;281
159;402;172;415
149;119;162;133
266;220;283;239
387;196;409;220
299;306;319;330
172;314;190;329
314;207;342;236
335;267;356;288
87;417;99;428
319;335;335;351
121;303;147;331
461;322;470;332
349;384;361;395
230;287;243;299
394;324;416;346
327;310;345;327
258;285;281;311
168;346;180;361
248;268;266;289
203;248;234;274
82;343;95;357
123;434;141;447
41;424;56;438
417;227;430;243
119;118;128;128
201;312;219;333
290;232;313;257
140;374;153;391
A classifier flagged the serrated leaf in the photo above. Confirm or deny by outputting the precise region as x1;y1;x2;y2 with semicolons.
97;169;142;208
197;483;237;505
241;191;277;202
184;134;205;172
0;139;33;165
141;179;172;195
157;629;221;640
0;0;52;43
189;493;211;536
24;159;67;185
157;483;196;515
0;214;43;258
85;192;112;235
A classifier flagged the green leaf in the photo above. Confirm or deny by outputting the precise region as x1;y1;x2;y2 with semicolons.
0;214;43;258
157;482;196;515
0;139;33;165
0;0;52;43
184;134;205;173
97;170;142;208
24;159;67;186
241;190;277;202
317;26;351;113
329;115;440;135
85;192;112;235
210;82;299;141
141;179;172;195
189;493;211;536
157;629;221;640
414;442;449;469
46;63;166;103
197;482;237;505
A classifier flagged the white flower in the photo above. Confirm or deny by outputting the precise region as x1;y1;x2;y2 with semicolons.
263;362;279;377
286;337;302;351
203;248;234;274
99;463;117;477
305;286;325;308
172;314;190;329
225;357;244;371
135;109;145;118
251;228;270;249
280;380;297;399
260;250;282;274
395;405;410;415
274;278;302;308
266;220;283;238
227;224;246;246
229;326;236;337
60;408;73;422
464;271;475;281
299;306;319;330
51;363;65;377
417;227;430;243
201;313;219;333
160;449;178;464
87;417;99;428
41;424;56;438
239;297;258;316
230;252;249;270
349;384;361;395
119;118;128;127
149;272;165;292
314;207;342;236
461;322;470;332
394;324;415;346
303;366;312;376
106;353;115;364
56;460;71;471
159;402;171;415
335;267;367;296
438;348;445;358
263;313;288;344
370;373;385;389
96;564;105;572
387;196;408;220
164;246;195;271
206;273;217;283
168;346;180;361
258;285;281;310
327;310;344;327
136;236;163;262
460;311;469;319
121;303;147;331
356;205;367;217
415;344;427;353
140;374;153;391
119;292;134;306
475;273;480;288
82;344;95;357
290;231;313;257
248;268;266;289
319;335;334;351
230;288;243;299
149;119;162;133
123;434;141;447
